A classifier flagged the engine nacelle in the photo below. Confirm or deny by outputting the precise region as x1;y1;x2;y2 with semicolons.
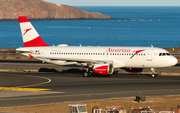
93;64;114;75
123;68;144;73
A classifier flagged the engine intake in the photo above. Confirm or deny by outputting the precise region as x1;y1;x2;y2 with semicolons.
93;64;114;75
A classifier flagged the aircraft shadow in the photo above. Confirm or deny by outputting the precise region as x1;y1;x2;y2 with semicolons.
38;68;152;77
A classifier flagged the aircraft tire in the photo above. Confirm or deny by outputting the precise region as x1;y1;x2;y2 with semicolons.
151;74;157;78
83;72;91;77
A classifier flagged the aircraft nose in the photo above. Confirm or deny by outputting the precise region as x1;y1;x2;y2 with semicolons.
170;57;178;66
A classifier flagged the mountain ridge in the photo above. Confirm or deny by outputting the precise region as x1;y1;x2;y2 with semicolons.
0;0;111;19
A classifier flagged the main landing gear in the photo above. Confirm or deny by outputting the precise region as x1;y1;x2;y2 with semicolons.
83;68;92;77
151;67;157;78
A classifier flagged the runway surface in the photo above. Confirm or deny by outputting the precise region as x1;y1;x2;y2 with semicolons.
0;59;180;107
1;72;180;107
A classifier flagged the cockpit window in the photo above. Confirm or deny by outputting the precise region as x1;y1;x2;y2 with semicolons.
159;53;171;56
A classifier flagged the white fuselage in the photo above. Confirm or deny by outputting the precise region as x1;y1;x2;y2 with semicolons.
16;46;178;68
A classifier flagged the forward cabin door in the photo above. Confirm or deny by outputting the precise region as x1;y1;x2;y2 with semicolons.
147;49;153;61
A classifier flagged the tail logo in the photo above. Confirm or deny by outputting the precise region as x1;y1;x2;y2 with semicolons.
23;28;32;36
130;49;145;59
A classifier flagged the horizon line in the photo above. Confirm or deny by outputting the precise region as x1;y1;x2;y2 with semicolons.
72;5;180;7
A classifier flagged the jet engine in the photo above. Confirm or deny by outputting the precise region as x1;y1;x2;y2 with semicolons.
123;68;144;73
93;64;114;75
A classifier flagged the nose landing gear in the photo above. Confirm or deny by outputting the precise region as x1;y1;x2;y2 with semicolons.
151;68;157;78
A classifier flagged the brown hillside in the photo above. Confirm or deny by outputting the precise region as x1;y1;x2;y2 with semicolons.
0;0;111;19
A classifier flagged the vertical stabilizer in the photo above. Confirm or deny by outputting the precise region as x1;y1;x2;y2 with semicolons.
18;16;49;47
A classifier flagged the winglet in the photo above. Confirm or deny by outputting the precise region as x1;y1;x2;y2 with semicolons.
18;16;49;47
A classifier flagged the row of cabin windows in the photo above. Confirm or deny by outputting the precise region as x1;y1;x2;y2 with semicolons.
50;52;146;56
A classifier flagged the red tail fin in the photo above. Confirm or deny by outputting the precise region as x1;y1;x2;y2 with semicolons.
18;16;49;47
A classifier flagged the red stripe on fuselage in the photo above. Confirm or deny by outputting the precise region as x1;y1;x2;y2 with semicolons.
24;36;49;47
18;16;30;23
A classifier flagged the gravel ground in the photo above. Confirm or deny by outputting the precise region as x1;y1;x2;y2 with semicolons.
0;95;180;113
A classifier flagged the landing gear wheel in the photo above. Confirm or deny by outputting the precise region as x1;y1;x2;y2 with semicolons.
151;74;157;78
150;68;157;78
83;72;91;77
83;72;89;77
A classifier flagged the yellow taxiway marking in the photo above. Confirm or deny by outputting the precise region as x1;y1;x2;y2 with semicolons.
0;87;51;91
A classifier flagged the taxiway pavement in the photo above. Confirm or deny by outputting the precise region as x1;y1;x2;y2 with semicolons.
0;59;180;107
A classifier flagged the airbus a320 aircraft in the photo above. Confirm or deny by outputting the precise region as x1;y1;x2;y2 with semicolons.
16;16;178;78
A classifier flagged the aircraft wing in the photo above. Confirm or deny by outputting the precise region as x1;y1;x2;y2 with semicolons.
41;56;113;64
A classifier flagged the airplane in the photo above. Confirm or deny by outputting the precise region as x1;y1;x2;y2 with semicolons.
16;16;178;78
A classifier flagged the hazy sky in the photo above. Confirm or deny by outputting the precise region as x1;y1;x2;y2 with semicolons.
44;0;180;6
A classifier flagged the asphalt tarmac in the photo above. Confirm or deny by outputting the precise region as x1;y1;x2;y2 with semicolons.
0;59;180;107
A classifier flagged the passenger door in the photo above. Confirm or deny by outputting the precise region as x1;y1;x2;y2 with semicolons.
147;49;153;61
